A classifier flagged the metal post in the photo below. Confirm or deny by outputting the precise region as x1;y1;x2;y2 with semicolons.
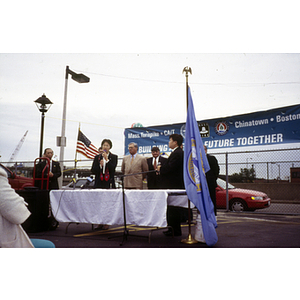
58;66;69;188
226;152;229;211
39;112;45;158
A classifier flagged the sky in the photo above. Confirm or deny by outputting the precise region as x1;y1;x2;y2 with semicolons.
1;53;299;164
1;1;299;167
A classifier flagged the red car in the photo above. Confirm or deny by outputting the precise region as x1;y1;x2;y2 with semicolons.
216;178;271;212
0;163;34;190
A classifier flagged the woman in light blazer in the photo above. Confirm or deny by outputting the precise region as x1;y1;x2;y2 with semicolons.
0;167;34;248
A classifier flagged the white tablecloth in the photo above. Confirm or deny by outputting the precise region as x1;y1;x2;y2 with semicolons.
50;190;124;225
50;189;170;227
50;189;194;228
124;190;168;227
165;190;195;208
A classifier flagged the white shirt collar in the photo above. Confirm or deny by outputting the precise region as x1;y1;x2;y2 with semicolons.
152;156;159;164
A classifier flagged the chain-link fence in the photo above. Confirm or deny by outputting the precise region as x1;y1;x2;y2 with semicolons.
211;147;300;215
2;147;299;215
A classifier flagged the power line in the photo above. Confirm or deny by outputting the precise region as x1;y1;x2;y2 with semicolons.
79;70;181;84
75;69;300;86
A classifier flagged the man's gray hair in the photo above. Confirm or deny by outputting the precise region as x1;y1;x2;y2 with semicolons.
128;142;138;148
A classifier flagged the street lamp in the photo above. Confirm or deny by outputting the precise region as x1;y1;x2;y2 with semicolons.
57;66;90;188
34;94;53;158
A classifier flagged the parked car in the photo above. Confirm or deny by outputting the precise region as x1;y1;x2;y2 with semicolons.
0;163;34;190
216;178;271;212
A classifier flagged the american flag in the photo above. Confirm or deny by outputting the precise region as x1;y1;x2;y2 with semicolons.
76;130;99;159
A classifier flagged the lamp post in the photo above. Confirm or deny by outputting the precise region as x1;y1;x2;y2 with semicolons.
34;94;53;158
57;66;90;188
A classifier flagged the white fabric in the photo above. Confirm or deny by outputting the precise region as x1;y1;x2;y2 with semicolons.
102;159;106;174
50;189;192;228
166;190;195;208
195;213;205;243
50;190;124;225
125;190;168;227
0;168;34;248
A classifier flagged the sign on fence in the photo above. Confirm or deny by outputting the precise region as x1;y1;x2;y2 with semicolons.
124;104;300;155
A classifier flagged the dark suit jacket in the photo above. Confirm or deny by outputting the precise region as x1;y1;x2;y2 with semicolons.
206;154;220;188
91;152;118;189
146;156;167;189
160;147;184;189
36;160;61;190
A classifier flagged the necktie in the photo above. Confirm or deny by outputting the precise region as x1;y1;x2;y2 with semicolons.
131;156;134;164
153;158;157;169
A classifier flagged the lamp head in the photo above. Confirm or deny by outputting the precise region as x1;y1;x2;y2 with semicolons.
71;73;90;83
34;94;53;113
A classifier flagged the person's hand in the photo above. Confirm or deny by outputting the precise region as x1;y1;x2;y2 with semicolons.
102;152;108;160
49;171;54;177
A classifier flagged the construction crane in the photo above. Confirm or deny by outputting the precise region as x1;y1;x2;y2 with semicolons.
8;130;28;163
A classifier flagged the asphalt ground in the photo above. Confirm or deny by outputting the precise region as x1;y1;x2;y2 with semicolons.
27;210;300;248
7;211;299;300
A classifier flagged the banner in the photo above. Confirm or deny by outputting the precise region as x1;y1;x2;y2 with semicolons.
124;104;300;155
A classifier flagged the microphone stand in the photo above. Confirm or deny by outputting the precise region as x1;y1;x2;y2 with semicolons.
108;169;158;246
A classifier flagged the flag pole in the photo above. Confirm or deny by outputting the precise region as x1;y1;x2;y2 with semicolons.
73;123;80;189
181;66;198;244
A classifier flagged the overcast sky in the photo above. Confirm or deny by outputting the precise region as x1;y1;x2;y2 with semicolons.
1;53;299;162
1;1;300;164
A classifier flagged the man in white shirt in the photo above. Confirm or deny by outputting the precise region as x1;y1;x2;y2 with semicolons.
146;146;167;189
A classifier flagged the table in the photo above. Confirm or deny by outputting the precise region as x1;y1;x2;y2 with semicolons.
50;189;189;228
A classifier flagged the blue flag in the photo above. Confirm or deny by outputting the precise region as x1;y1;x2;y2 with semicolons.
184;86;218;246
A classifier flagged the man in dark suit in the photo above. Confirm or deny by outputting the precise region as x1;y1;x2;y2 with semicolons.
36;148;61;190
158;134;187;236
159;135;185;190
146;146;167;189
204;145;220;216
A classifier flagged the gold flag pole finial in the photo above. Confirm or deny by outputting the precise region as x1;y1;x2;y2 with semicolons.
183;66;192;75
183;67;192;109
181;66;198;245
